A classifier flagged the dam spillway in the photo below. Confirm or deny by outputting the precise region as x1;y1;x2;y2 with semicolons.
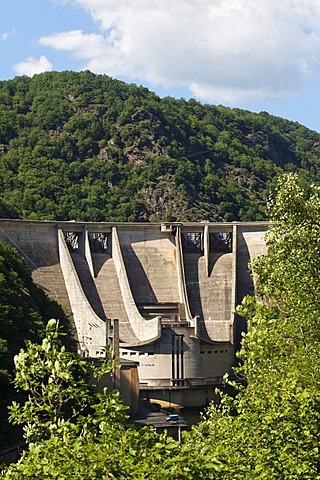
0;220;267;407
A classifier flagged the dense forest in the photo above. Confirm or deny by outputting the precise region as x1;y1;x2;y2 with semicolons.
1;70;320;222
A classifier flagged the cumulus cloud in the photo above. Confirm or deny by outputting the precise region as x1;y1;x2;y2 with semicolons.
13;56;53;76
39;0;320;103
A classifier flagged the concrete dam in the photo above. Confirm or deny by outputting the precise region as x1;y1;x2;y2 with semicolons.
0;220;267;407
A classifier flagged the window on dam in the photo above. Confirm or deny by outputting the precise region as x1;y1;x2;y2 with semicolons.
64;231;79;252
182;232;204;253
89;232;110;253
210;232;232;253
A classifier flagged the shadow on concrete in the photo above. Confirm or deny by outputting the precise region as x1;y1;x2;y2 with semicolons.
91;252;111;277
122;245;158;304
235;232;254;352
71;252;106;320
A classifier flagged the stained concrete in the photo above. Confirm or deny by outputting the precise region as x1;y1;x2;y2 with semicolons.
0;220;268;407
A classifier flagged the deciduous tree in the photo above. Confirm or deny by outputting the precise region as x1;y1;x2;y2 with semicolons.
189;173;320;479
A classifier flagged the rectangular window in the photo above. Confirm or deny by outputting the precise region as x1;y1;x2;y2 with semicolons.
210;232;232;253
182;232;204;253
89;232;110;252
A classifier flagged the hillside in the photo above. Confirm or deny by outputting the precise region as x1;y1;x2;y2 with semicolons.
1;70;320;222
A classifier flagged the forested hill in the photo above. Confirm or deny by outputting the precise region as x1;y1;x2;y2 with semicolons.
1;70;320;222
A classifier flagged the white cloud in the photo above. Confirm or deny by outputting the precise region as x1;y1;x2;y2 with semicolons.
13;56;53;77
1;28;16;41
39;0;320;103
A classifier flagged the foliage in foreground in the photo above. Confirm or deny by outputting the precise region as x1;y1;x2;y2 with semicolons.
190;173;320;479
0;242;74;448
1;320;218;479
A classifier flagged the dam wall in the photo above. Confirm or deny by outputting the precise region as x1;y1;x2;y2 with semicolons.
0;219;268;407
0;220;71;313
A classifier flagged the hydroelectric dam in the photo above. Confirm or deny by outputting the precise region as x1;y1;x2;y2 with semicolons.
0;220;267;408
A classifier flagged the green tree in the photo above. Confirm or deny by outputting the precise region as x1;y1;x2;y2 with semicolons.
189;173;320;479
0;242;74;447
8;320;125;443
2;71;320;222
2;320;218;479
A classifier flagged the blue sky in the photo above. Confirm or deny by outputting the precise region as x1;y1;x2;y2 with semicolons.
2;0;320;132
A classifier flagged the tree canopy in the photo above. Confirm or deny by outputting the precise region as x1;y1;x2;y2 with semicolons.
2;320;214;479
190;173;320;479
1;71;320;222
